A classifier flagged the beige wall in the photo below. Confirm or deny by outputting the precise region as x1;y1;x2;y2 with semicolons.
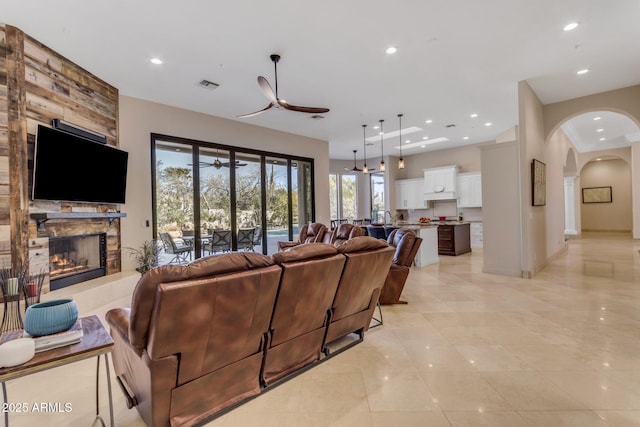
329;145;484;221
580;158;632;232
518;81;547;277
545;129;572;258
480;140;522;277
119;95;330;271
398;144;483;180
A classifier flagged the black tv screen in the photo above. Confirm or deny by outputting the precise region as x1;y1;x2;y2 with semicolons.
32;125;128;204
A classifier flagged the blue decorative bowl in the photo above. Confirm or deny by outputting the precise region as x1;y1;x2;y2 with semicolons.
23;299;79;337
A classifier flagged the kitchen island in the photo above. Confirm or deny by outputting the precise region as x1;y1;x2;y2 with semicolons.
400;224;439;267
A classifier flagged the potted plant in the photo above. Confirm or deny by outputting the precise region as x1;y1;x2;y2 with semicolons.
126;240;159;275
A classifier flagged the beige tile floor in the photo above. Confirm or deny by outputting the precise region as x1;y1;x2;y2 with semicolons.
3;232;640;426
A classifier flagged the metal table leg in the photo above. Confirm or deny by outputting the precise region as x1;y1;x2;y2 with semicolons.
95;354;114;427
2;381;7;427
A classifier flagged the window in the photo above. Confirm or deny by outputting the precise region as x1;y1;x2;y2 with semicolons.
329;174;338;219
340;174;357;221
370;172;385;224
152;135;314;262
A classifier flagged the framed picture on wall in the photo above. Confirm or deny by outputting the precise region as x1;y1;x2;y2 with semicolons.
582;186;612;203
531;159;546;206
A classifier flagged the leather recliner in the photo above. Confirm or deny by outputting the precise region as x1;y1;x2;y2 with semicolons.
379;227;422;305
263;243;346;384
277;222;328;251
325;236;395;346
106;253;282;427
322;223;366;246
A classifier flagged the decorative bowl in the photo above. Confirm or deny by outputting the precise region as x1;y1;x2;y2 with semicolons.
23;299;78;337
438;216;447;221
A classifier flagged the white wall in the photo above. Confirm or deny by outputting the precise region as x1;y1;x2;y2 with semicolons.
119;95;330;271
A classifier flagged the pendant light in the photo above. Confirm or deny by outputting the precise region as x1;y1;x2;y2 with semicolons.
379;119;386;171
362;124;369;174
398;114;405;169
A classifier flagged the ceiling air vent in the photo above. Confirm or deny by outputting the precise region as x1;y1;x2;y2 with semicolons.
199;79;220;90
445;123;456;128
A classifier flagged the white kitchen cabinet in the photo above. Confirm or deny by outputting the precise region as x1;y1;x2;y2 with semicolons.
457;172;482;208
470;221;483;248
395;178;429;210
424;165;458;201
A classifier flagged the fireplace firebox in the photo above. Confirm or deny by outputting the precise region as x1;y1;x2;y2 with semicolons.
49;233;107;290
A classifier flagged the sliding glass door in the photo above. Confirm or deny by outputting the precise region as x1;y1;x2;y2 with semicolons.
152;134;314;263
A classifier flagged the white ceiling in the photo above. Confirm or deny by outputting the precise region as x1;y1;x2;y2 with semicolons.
4;0;640;160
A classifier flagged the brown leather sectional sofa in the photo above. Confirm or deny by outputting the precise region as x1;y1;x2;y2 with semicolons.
106;236;394;427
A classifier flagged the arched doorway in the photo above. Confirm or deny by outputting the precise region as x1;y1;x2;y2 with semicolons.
554;111;638;238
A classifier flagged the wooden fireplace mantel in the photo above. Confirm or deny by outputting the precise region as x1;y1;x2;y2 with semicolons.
30;212;127;232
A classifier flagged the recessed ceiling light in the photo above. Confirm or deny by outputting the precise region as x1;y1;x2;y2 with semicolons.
405;140;411;143
470;113;478;118
596;128;604;132
484;122;492;127
577;68;589;75
420;145;426;148
599;137;606;141
463;136;470;140
593;117;601;121
373;126;379;130
386;46;397;54
425;119;433;124
150;58;163;65
563;22;579;31
422;136;429;140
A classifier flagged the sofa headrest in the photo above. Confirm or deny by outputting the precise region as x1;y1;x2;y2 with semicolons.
387;227;416;247
336;236;389;253
129;252;274;350
333;223;365;242
387;227;418;265
300;222;327;243
272;242;339;264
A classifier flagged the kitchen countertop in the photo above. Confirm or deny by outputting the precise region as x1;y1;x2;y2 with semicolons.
397;221;469;228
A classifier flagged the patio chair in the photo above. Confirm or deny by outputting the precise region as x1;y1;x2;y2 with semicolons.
237;228;256;251
252;225;263;250
159;232;192;265
204;229;232;254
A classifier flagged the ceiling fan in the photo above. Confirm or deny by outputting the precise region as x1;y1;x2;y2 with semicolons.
237;54;330;118
345;150;362;172
192;150;248;169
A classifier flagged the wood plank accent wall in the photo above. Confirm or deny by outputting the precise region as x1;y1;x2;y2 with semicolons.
0;24;121;292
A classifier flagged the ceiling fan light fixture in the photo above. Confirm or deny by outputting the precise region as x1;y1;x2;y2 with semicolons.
398;114;405;169
362;124;371;174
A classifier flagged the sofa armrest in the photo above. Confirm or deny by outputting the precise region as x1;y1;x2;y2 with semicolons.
106;308;132;342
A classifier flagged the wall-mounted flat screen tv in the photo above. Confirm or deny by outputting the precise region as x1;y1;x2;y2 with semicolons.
32;124;128;204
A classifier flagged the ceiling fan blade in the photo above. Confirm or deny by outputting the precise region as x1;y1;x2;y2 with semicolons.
258;76;278;103
221;160;248;168
237;103;274;118
278;100;329;114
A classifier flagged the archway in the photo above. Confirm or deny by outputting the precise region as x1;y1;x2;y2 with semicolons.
549;110;638;241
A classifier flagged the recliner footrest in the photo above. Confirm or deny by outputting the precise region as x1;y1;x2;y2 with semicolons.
116;375;138;409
